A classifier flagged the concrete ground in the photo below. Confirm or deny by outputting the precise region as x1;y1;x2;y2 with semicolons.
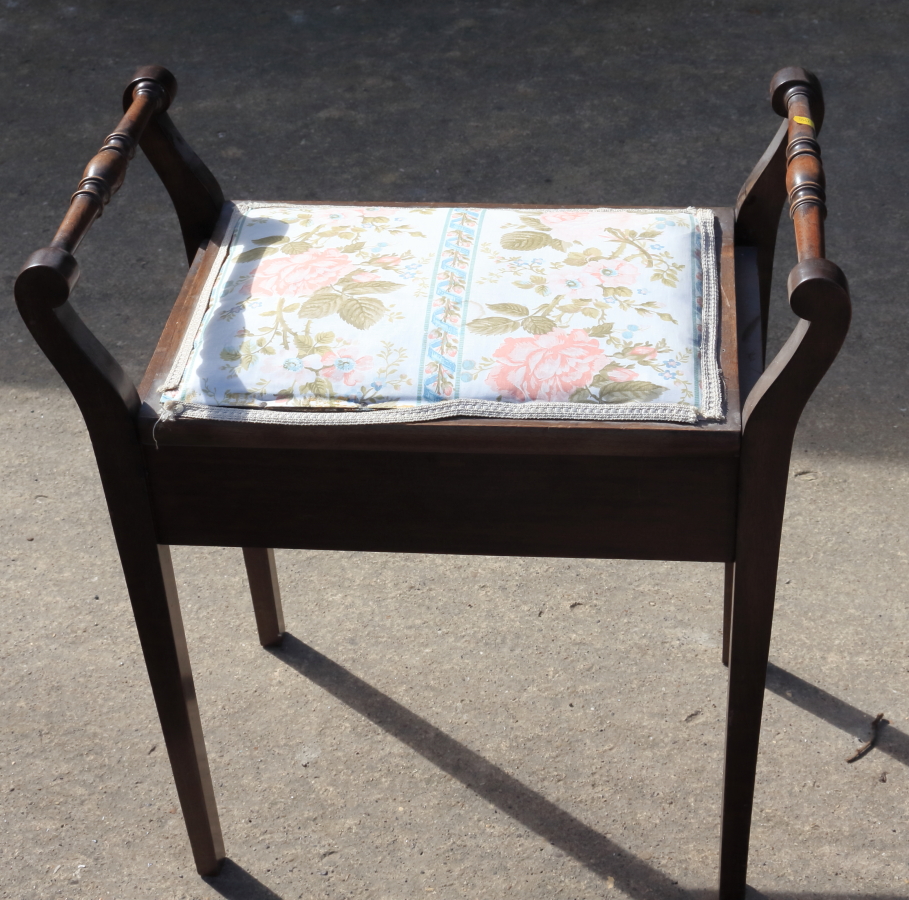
2;1;908;898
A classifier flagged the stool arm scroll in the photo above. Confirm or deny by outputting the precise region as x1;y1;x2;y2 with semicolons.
15;247;145;587
743;258;850;438
15;247;139;432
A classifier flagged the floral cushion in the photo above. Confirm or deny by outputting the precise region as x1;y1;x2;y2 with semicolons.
161;203;722;425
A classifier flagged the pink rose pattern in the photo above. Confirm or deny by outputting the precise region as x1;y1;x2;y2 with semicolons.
486;330;607;401
472;207;700;405
167;205;708;417
246;248;353;296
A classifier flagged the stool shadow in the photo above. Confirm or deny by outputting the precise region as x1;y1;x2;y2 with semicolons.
271;633;705;899
765;663;907;767
269;636;906;900
204;857;284;899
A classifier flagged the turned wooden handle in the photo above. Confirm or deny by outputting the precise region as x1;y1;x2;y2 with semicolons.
48;66;177;255
770;67;826;262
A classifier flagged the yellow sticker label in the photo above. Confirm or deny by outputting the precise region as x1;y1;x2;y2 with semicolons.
793;115;815;128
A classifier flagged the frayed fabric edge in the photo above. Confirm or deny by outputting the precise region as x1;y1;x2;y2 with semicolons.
695;207;723;421
159;397;701;425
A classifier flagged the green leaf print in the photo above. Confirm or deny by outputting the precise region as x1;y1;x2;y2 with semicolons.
597;381;669;403
521;315;557;335
235;246;279;264
467;317;522;336
339;295;386;329
487;303;530;317
519;215;549;230
294;333;315;355
563;252;589;267
251;235;288;246
500;231;551;252
298;288;342;318
344;280;402;296
281;239;313;255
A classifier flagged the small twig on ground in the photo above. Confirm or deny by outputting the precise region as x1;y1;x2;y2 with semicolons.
846;713;886;763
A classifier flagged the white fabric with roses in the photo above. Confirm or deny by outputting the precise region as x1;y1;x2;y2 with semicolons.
160;202;722;425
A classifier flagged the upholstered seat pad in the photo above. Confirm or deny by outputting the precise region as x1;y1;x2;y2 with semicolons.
161;203;722;425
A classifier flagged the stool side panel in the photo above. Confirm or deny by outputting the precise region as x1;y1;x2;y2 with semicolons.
144;446;738;562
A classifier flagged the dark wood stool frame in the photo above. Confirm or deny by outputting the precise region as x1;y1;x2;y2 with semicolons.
15;65;850;899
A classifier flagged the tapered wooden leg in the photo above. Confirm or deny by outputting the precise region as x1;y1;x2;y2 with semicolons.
719;540;779;898
242;547;285;647
125;543;224;875
722;562;734;667
719;450;788;898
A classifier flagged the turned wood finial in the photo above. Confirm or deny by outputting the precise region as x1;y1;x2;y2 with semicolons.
770;67;826;261
49;66;177;255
